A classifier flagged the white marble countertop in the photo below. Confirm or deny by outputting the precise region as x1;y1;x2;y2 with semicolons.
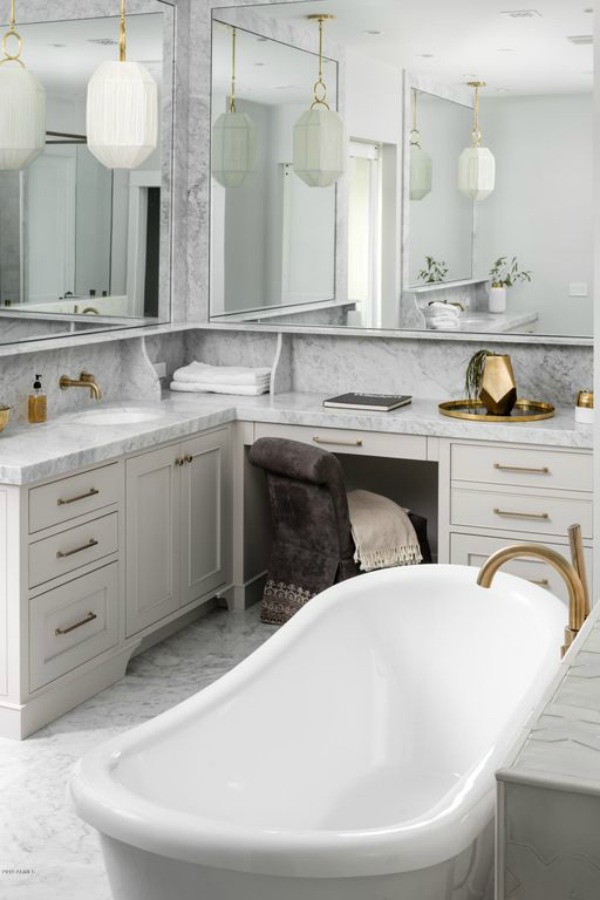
0;391;591;485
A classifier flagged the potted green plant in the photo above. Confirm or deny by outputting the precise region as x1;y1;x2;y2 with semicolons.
418;256;448;284
464;348;517;415
488;256;532;314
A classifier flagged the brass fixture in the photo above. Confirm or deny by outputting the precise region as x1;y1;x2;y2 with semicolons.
568;523;590;615
466;81;487;149
82;306;100;315
576;389;594;409
306;14;335;110
0;405;10;433
59;371;102;400
477;541;589;657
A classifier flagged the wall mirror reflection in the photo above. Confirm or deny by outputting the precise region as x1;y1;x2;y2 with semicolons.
0;1;173;346
210;14;338;323
209;0;593;341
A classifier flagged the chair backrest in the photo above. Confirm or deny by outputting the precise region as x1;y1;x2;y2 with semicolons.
248;437;355;563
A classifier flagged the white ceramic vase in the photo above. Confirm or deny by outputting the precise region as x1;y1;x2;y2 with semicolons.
489;284;507;314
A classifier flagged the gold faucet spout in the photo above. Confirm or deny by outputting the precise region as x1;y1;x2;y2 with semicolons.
59;370;102;401
477;543;589;657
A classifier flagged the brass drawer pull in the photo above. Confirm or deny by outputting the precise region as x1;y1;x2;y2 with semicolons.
493;508;550;520
56;538;99;559
529;578;550;588
493;463;550;475
175;457;185;467
57;487;99;506
184;455;194;464
313;436;363;447
55;611;97;636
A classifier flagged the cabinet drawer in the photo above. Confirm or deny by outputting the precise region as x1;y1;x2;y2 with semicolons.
253;423;427;460
29;563;119;691
29;512;118;589
451;443;592;492
450;487;593;539
450;532;593;607
29;463;120;534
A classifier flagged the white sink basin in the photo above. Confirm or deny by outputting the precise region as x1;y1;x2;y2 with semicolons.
76;408;165;426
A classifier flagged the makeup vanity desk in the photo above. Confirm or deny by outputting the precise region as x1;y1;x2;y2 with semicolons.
0;391;591;737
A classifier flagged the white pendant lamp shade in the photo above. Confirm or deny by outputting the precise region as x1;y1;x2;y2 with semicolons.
87;60;157;169
410;144;432;201
458;145;495;200
0;64;45;170
293;14;344;189
458;81;495;201
293;107;344;188
212;110;257;188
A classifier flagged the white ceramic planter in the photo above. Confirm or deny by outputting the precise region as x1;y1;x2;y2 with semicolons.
489;284;507;314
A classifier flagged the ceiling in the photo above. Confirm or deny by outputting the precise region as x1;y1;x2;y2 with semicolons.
246;0;594;95
5;13;164;99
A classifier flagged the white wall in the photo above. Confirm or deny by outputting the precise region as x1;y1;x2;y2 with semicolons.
477;93;593;337
345;49;402;146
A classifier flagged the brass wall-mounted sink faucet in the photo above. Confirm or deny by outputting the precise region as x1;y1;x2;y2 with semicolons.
477;528;589;657
59;370;102;401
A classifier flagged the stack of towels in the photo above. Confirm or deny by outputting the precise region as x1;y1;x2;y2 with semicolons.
423;300;461;331
170;362;271;396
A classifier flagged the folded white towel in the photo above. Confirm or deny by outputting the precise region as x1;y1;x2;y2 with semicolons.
173;362;271;386
169;381;269;396
347;489;422;571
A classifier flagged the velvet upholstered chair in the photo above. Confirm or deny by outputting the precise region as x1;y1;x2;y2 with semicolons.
248;437;432;625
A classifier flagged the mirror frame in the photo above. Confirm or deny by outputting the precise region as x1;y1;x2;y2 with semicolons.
0;0;176;346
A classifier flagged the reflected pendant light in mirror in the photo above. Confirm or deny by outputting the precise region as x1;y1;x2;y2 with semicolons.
212;25;257;188
293;14;344;188
409;89;432;201
87;0;158;169
0;0;45;171
458;81;495;200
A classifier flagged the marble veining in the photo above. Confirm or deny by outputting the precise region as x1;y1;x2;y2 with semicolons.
0;390;591;485
0;605;276;900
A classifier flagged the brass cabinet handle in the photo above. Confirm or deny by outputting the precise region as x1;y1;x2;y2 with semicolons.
57;488;99;506
56;538;99;559
55;611;97;636
493;463;550;475
174;457;185;467
313;436;363;447
493;508;550;520
184;455;194;464
529;578;550;588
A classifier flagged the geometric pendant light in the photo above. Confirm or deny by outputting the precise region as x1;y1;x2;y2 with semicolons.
409;88;432;201
87;0;158;170
458;81;495;201
211;25;257;188
293;14;344;188
0;0;46;171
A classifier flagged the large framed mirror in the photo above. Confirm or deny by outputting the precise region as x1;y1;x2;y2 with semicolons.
208;0;593;342
0;0;174;345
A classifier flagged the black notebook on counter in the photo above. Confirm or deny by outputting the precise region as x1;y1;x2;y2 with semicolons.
323;393;412;412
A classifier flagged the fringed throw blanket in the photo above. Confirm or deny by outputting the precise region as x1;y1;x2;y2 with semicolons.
347;489;422;571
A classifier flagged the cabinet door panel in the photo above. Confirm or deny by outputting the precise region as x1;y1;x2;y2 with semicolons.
125;446;180;636
181;429;231;607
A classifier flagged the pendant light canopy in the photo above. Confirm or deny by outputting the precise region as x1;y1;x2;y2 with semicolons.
458;81;495;201
0;0;45;171
409;89;432;201
211;25;257;188
293;14;344;188
87;0;158;170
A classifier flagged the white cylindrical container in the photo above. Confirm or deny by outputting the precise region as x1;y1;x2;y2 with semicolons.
575;390;594;424
488;284;506;314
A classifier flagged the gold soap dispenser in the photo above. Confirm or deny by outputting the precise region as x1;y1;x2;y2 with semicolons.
28;374;47;424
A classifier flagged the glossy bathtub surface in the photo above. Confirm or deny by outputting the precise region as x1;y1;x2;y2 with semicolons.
71;565;565;879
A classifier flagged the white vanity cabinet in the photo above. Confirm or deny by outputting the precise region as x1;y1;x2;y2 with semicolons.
440;440;594;603
125;427;232;637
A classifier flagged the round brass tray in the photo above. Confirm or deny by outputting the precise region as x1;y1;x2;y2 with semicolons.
438;399;555;422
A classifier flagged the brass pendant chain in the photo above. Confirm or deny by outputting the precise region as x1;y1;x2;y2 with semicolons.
309;14;333;110
229;26;237;113
119;0;127;62
1;0;24;67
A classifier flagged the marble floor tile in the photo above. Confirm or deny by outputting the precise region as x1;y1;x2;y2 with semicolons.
0;606;276;900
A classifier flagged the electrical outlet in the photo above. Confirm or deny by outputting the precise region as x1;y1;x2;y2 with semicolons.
569;283;588;298
153;361;167;379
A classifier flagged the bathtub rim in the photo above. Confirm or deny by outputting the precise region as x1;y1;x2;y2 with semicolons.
70;565;566;879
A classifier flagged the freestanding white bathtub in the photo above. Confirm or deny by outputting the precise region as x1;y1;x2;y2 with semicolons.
70;564;565;900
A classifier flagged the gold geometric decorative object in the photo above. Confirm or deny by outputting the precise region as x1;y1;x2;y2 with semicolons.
479;354;517;416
